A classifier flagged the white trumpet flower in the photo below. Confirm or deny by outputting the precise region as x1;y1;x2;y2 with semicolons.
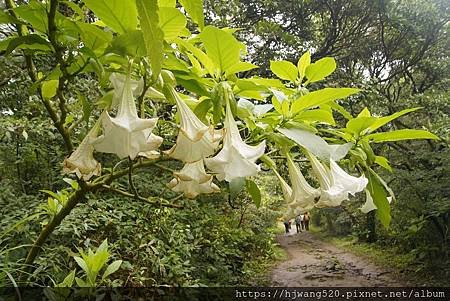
360;190;393;213
110;73;144;108
63;122;101;181
309;153;368;207
94;73;163;160
205;102;266;182
168;160;220;198
273;156;319;210
165;90;222;162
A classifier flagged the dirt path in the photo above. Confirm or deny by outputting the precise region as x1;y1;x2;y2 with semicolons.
271;229;408;287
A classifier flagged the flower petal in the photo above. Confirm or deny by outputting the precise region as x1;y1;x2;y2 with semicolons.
165;91;222;162
94;73;162;159
205;101;265;182
168;160;220;198
63;122;101;181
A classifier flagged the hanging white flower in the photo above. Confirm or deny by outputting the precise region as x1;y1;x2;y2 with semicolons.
205;101;266;182
273;156;319;210
63;122;101;181
360;190;393;213
110;73;144;108
94;72;163;160
165;90;222;162
168;160;220;198
309;153;368;207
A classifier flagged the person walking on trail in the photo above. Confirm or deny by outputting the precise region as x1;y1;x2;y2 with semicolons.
300;213;305;230
283;220;290;234
295;214;302;233
304;212;310;231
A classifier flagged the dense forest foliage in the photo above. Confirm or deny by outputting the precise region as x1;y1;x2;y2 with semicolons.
0;0;448;289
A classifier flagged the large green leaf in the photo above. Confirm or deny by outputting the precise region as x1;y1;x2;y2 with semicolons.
226;61;258;77
14;0;47;32
367;107;421;133
199;26;241;75
176;38;216;76
291;87;359;113
107;30;146;57
136;0;164;78
270;60;298;82
297;51;311;82
304;57;336;84
179;0;205;29
365;129;439;143
75;22;112;52
4;35;53;55
159;7;187;41
0;9;22;24
83;0;137;34
294;108;335;125
366;171;391;228
346;116;377;136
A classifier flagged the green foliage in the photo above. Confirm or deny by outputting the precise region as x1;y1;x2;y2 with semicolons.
0;0;446;289
73;239;122;287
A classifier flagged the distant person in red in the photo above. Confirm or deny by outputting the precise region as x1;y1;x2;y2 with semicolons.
304;212;311;231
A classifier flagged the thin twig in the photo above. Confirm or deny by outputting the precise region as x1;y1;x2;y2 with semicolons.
101;185;183;209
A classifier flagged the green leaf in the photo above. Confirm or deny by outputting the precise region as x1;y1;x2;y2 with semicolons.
346;116;377;136
176;38;216;76
102;260;122;280
297;51;311;82
158;0;176;7
74;256;89;274
365;129;439;143
367;107;421;133
270;60;298;82
78;93;92;124
179;0;204;29
75;22;112;53
357;107;371;117
374;156;392;172
294;108;335;125
159;7;187;41
225;62;258;77
136;0;164;78
291;87;359;113
366;171;391;228
107;30;146;57
329;102;353;120
229;177;245;200
194;99;212;121
305;57;336;84
0;9;21;24
41;80;59;100
246;179;261;207
199;26;241;75
83;0;138;34
57;270;76;287
75;277;89;287
14;1;48;32
4;34;52;55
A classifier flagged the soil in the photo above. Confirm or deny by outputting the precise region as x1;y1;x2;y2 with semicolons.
270;229;410;287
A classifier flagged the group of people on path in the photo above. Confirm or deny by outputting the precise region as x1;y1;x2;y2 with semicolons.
283;212;310;234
